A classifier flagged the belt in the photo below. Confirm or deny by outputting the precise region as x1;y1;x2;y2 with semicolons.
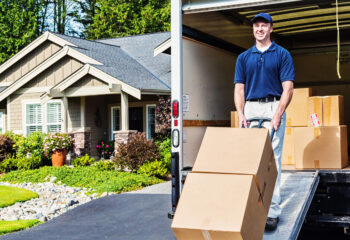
247;96;281;102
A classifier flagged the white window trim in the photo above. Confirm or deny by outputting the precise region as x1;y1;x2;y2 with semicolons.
22;99;63;136
0;109;5;134
110;106;121;140
146;104;156;140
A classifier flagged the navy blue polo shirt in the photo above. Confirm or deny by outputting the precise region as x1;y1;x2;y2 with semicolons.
234;42;295;100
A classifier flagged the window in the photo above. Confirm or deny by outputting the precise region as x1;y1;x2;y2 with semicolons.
146;105;156;139
26;103;42;135
111;106;120;139
46;102;62;133
0;110;4;134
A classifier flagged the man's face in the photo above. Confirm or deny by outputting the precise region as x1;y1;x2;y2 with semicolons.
253;20;273;42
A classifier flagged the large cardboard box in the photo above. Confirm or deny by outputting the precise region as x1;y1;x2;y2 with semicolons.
193;127;277;212
282;127;296;165
286;88;313;126
171;173;267;240
307;97;323;126
231;111;239;128
295;126;348;169
323;95;344;126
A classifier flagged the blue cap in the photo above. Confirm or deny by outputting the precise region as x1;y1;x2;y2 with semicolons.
251;13;273;25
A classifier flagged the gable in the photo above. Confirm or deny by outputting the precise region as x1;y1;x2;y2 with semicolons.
71;75;105;88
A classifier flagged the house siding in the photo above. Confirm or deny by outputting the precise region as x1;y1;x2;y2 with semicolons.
0;41;61;84
71;75;105;88
68;97;81;129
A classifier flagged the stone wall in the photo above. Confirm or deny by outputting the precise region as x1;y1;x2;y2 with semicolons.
113;130;137;153
69;130;91;159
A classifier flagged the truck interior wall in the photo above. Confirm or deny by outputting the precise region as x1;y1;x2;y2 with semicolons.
182;38;236;167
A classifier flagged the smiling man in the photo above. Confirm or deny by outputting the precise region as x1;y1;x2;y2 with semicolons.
234;13;294;231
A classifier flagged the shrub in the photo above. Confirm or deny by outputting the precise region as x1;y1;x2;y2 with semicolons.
155;137;171;171
16;156;43;170
43;133;75;156
114;132;160;172
0;157;17;173
155;96;171;138
0;135;15;162
137;160;168;179
96;140;114;159
72;154;96;167
95;160;115;171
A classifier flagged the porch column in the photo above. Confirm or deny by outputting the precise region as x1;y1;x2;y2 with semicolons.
121;91;129;130
62;96;68;133
80;96;85;128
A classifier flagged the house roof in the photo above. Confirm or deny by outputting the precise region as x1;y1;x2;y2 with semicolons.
96;32;171;88
52;32;171;91
0;87;7;93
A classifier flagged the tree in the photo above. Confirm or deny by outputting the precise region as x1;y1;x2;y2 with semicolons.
0;0;42;64
72;0;97;38
86;0;170;40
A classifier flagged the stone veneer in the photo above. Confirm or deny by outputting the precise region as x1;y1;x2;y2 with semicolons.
69;131;91;159
113;130;137;153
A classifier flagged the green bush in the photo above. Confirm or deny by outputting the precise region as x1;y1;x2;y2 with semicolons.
72;154;96;167
0;156;43;173
137;160;168;179
155;137;171;171
0;135;15;162
95;160;115;171
114;132;160;172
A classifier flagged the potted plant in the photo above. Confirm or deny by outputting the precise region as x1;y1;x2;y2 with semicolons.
43;133;75;166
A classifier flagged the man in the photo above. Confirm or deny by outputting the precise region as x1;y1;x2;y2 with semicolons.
234;13;294;231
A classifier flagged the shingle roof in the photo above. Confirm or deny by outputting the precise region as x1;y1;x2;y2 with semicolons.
52;32;170;91
0;87;7;93
97;32;171;88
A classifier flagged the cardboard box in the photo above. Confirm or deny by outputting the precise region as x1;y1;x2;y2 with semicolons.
323;95;344;126
295;126;348;169
307;97;323;126
193;127;277;212
282;127;296;165
171;173;267;240
286;88;313;126
231;111;239;128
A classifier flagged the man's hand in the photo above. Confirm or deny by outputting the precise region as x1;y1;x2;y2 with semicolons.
271;113;282;131
239;112;248;128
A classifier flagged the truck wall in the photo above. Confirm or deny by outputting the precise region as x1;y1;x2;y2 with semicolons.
182;38;236;167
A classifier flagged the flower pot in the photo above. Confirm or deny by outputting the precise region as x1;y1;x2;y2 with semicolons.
51;150;68;167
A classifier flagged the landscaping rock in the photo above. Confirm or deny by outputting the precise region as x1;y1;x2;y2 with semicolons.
0;182;99;222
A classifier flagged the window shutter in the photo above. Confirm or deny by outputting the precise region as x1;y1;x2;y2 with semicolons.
26;103;42;135
47;102;62;133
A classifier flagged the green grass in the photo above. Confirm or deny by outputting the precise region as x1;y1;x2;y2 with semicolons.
0;186;39;208
0;166;163;194
0;220;41;235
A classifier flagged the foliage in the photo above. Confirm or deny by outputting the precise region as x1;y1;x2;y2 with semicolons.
0;135;15;162
96;140;114;159
0;220;41;236
14;132;47;159
0;0;42;64
86;0;170;40
155;96;171;138
72;154;96;167
137;160;168;179
155;137;171;171
0;156;43;173
72;0;97;38
114;132;160;172
43;133;75;156
95;160;115;171
0;166;163;194
0;186;39;208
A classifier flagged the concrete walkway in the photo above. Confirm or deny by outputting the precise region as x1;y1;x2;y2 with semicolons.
2;182;176;240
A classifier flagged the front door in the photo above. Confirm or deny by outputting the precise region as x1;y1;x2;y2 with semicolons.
129;107;143;132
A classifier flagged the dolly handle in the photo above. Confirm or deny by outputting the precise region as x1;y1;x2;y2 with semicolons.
246;118;275;141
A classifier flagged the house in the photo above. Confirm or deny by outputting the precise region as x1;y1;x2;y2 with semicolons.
0;31;171;157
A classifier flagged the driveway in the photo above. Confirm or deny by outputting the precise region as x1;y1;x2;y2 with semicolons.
2;182;176;240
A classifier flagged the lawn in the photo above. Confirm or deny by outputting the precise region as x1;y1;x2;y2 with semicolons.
0;186;38;208
0;220;41;235
0;166;164;194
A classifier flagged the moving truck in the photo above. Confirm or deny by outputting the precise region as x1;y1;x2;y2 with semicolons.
167;0;350;239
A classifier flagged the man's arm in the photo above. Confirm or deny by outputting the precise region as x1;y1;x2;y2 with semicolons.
271;80;294;130
234;83;248;128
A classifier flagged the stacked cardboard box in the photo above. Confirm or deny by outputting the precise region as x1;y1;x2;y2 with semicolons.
172;127;277;240
282;88;348;169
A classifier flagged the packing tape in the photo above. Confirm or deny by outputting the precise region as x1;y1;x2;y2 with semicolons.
314;128;320;138
286;128;292;135
287;118;291;126
314;160;320;168
202;230;212;240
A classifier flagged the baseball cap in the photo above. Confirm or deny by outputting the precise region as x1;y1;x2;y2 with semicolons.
251;13;273;25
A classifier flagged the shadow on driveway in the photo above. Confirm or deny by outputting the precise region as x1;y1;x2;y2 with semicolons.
2;194;176;240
